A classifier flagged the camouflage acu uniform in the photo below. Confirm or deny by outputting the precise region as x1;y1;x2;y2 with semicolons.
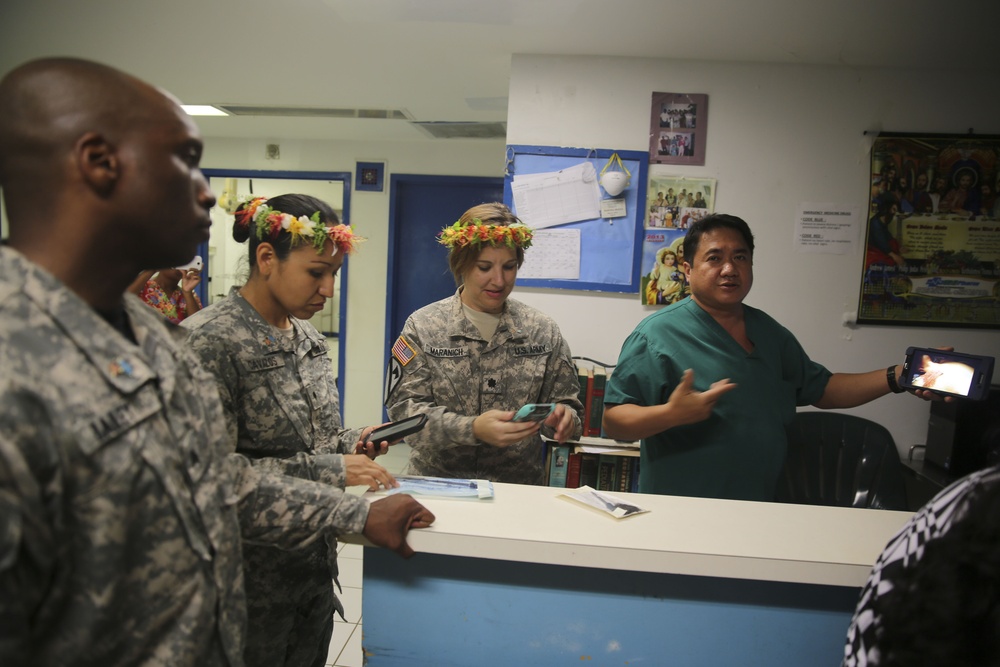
0;248;369;667
183;288;359;667
384;291;583;484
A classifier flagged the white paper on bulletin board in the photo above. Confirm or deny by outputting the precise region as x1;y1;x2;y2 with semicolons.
518;229;581;279
511;162;602;229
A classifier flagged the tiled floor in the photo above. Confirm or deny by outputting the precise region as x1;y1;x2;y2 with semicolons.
326;443;411;667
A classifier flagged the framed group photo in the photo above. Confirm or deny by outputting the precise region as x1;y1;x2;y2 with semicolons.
649;92;708;166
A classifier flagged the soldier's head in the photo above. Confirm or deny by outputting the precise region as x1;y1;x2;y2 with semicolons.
437;202;532;314
232;194;363;321
0;57;215;272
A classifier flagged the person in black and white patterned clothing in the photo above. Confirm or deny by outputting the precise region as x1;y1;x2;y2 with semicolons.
843;465;1000;667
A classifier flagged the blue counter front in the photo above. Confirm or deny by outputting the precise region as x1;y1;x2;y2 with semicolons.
353;482;912;666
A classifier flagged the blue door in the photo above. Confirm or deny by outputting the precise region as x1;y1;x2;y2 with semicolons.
383;174;503;398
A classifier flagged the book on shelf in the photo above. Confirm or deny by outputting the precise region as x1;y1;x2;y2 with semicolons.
596;454;621;491
619;457;637;494
578;452;600;489
545;439;640;489
585;365;607;437
565;452;583;489
547;444;572;488
578;364;594;434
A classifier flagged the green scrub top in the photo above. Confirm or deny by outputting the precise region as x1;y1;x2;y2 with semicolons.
605;298;831;501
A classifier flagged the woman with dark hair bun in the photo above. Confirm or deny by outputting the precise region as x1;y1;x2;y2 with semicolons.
183;194;398;667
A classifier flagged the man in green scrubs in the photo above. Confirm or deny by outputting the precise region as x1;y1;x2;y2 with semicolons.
603;214;929;501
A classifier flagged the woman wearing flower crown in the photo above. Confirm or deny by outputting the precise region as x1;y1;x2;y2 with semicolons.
384;202;584;485
182;194;398;667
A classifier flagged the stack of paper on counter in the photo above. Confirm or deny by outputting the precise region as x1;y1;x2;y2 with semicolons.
560;486;649;519
383;475;494;500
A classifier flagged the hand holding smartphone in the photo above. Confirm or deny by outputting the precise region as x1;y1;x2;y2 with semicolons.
899;347;995;400
512;403;555;422
366;413;428;444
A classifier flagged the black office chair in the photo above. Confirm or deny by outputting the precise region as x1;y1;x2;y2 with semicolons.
774;411;909;511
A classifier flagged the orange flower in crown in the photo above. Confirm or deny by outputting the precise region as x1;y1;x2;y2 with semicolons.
437;218;534;251
234;196;267;232
236;197;365;256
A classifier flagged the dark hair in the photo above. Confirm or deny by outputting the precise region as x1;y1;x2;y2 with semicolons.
682;213;755;263
447;202;526;286
875;192;899;218
873;477;1000;667
232;193;340;268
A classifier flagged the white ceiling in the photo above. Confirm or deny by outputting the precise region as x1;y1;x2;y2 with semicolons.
2;0;997;143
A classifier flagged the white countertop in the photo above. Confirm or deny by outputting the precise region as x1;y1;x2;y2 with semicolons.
357;482;913;588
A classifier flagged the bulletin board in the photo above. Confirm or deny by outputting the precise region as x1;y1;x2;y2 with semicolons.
503;145;649;293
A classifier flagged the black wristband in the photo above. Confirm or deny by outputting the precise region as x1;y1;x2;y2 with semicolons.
886;365;905;394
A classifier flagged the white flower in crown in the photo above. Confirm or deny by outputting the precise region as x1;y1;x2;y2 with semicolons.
284;214;316;238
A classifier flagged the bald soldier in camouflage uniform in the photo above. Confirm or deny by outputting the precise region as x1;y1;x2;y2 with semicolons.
384;203;584;485
0;57;433;667
0;252;369;665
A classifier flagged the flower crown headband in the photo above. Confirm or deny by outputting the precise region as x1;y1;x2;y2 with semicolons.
437;218;534;251
235;197;364;257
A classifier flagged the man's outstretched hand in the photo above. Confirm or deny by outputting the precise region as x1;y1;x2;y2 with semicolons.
363;494;436;559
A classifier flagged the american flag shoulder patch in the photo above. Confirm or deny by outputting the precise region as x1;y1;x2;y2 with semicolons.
391;335;417;366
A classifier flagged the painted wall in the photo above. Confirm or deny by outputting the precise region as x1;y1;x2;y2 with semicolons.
201;137;506;428
506;54;1000;453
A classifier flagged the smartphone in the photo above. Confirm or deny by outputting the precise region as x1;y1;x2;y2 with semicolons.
175;256;203;272
512;403;555;422
366;413;428;443
899;347;995;401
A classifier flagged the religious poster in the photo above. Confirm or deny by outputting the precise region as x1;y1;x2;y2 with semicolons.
640;228;687;307
859;132;1000;329
639;169;717;305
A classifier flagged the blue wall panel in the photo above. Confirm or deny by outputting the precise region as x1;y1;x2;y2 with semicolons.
362;549;858;666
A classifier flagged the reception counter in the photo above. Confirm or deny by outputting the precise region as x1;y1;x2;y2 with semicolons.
352;483;912;666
